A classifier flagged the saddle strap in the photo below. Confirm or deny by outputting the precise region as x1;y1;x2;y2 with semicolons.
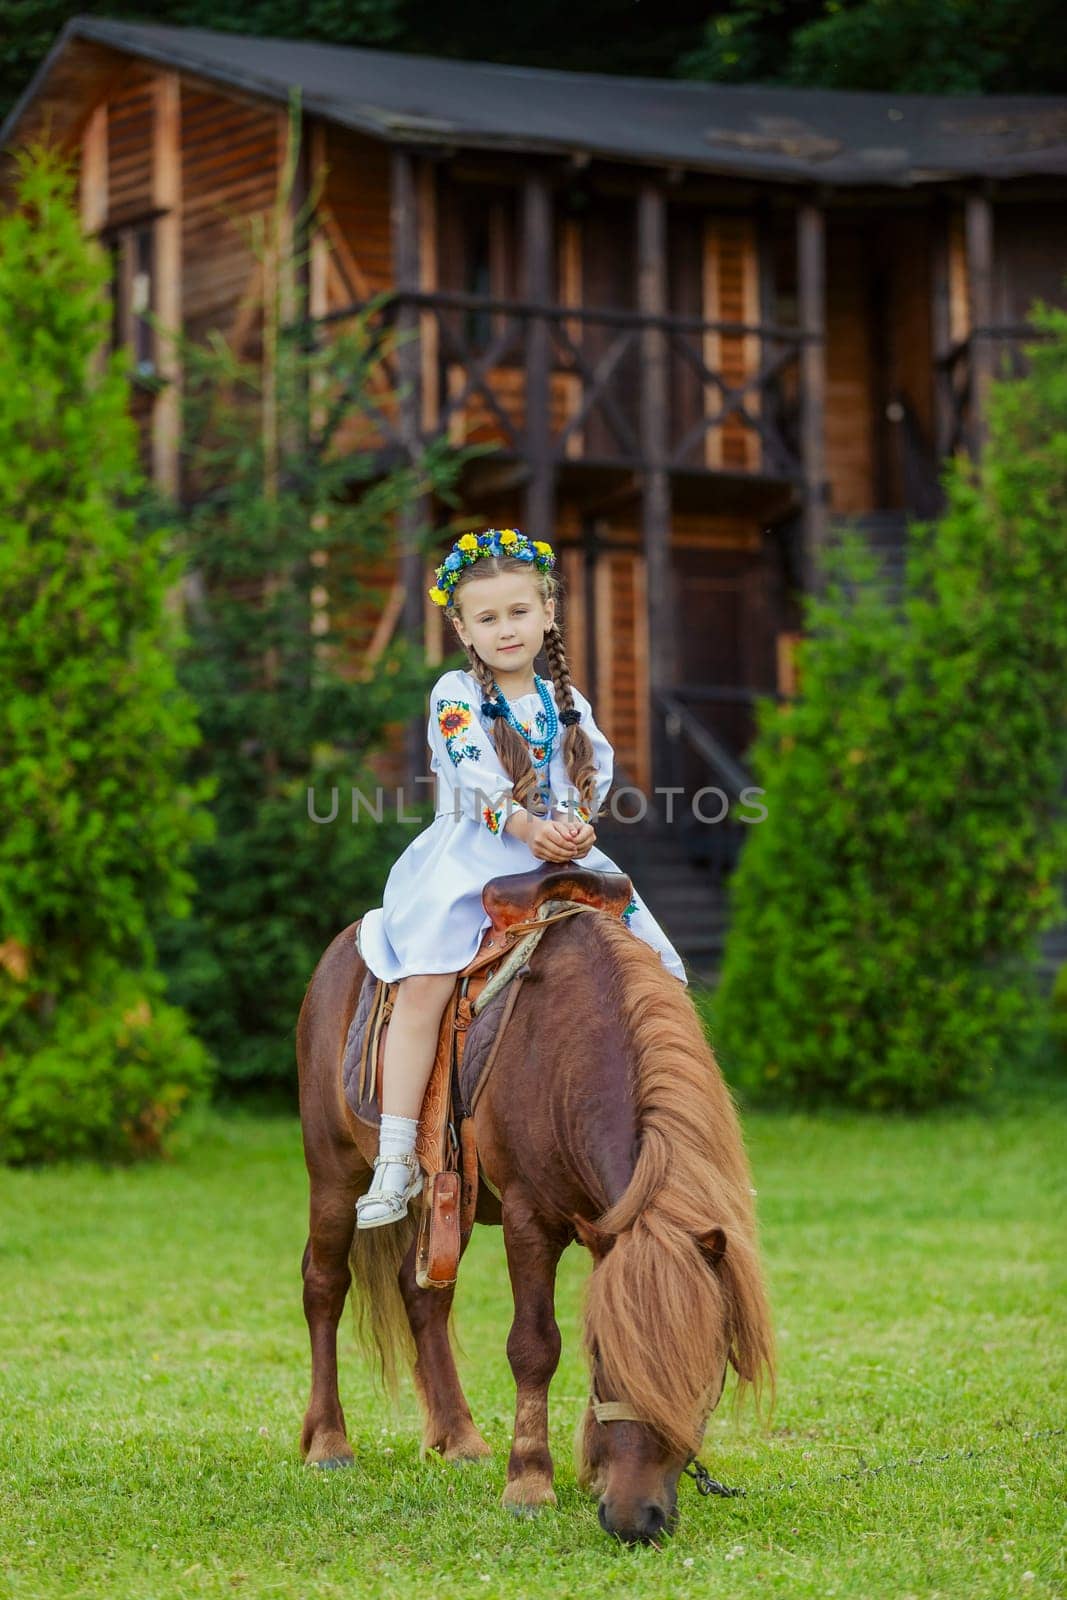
359;978;395;1107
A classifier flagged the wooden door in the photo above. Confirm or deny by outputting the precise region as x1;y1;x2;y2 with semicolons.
674;545;780;761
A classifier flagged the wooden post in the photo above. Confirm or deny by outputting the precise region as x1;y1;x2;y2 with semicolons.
152;74;181;500
391;146;431;791
637;181;674;795
522;171;555;540
930;197;952;463
965;188;995;455
796;199;827;592
80;102;109;392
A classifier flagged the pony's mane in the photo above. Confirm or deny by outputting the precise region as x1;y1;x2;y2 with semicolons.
582;915;775;1456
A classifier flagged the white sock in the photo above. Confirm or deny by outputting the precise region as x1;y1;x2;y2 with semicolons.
379;1111;418;1160
375;1112;419;1195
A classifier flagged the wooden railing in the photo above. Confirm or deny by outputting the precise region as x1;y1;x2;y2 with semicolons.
316;289;805;481
653;687;766;876
934;325;1041;460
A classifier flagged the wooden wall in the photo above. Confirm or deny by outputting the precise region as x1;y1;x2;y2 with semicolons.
181;82;278;350
993;204;1067;323
313;123;393;300
106;62;154;222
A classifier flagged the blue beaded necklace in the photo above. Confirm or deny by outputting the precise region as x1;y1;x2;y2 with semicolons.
491;675;558;790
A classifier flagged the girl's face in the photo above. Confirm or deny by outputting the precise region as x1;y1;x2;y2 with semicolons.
451;571;555;685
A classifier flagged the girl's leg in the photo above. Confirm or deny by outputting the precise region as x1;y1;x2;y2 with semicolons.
356;971;457;1229
381;971;459;1118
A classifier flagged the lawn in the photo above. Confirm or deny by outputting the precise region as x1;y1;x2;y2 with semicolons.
1;1090;1064;1600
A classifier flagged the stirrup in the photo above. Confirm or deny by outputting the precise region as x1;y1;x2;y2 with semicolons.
355;1152;424;1230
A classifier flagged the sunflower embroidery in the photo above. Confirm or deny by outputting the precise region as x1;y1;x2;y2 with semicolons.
436;699;482;767
516;709;550;765
482;804;504;835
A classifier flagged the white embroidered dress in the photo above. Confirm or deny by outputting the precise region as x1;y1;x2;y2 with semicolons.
357;667;687;985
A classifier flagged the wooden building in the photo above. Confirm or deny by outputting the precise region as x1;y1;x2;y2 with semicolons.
5;17;1067;825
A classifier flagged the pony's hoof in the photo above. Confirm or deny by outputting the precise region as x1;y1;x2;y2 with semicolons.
443;1433;492;1463
303;1430;355;1470
505;1501;546;1519
502;1476;556;1514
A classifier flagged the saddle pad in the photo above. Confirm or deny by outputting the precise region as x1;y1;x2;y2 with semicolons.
342;921;523;1178
342;960;452;1175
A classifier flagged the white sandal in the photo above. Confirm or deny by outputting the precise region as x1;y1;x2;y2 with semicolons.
355;1152;424;1230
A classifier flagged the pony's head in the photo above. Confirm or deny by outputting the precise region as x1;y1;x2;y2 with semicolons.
570;919;775;1544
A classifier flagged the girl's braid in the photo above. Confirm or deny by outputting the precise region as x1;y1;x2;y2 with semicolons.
449;553;598;819
542;624;598;816
461;642;547;815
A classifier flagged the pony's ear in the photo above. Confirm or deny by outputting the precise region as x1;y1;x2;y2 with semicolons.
572;1216;615;1258
696;1226;727;1266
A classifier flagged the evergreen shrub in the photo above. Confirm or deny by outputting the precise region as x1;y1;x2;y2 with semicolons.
715;308;1067;1108
0;150;214;1160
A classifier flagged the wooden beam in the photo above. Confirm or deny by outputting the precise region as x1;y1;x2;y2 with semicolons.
522;170;555;539
80;101;107;235
391;146;431;790
637;180;675;740
796;199;826;591
152;72;181;499
965;188;995;455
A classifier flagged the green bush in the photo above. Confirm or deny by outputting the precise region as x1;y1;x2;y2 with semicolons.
0;961;213;1164
0;149;213;1157
1051;964;1067;1062
715;307;1067;1109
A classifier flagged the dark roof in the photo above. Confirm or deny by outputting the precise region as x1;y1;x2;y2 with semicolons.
7;15;1067;187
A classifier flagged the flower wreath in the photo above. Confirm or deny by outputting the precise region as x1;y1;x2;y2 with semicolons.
427;528;555;609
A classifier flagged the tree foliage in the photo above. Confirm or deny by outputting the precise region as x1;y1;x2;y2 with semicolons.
679;0;1067;93
0;149;213;1161
714;308;1067;1108
153;121;465;1092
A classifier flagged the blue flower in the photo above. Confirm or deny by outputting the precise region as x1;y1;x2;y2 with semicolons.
443;551;463;572
515;545;535;561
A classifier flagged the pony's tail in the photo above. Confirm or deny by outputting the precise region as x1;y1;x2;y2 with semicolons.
347;1212;418;1397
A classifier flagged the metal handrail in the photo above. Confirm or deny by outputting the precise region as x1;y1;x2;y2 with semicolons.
654;689;753;800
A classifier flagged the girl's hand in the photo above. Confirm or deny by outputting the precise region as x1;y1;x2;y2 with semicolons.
529;817;585;863
566;821;597;859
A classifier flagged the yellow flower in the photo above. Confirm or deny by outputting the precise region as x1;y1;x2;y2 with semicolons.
533;540;553;557
499;528;518;546
457;534;478;552
428;587;449;606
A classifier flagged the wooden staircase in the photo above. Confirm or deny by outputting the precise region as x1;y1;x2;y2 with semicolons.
829;508;911;601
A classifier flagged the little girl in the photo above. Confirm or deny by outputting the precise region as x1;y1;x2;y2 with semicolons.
355;528;687;1228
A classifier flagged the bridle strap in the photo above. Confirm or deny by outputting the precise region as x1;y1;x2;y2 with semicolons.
588;1350;728;1448
590;1394;643;1425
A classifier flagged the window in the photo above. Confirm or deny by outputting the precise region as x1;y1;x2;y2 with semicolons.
105;217;157;379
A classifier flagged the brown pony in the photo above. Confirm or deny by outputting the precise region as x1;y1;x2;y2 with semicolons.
297;906;774;1544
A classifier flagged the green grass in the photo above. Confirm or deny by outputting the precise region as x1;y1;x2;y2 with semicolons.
1;1094;1064;1600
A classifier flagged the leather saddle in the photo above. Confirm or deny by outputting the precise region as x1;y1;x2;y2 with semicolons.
344;864;633;1289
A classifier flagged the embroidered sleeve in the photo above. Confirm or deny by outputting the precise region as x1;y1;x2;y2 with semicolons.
427;675;529;838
